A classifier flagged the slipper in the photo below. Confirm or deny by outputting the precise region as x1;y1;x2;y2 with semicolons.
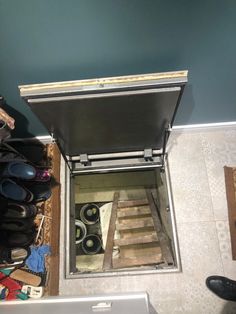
1;161;36;180
0;218;35;232
0;178;33;202
0;230;36;248
0;247;30;264
24;183;52;203
0;203;37;219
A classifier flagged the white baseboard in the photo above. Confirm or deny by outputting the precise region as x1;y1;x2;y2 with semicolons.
173;121;236;132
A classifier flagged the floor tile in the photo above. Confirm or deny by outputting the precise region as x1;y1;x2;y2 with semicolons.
168;132;214;223
200;129;236;220
177;222;224;279
215;220;236;279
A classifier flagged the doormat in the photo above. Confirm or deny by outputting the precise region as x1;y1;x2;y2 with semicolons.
41;143;61;296
224;166;236;260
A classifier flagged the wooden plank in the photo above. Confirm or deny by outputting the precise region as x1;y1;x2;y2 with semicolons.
114;234;158;246
121;230;157;239
116;217;154;230
113;254;163;269
224;166;236;260
117;206;151;218
103;191;120;270
146;189;174;265
120;244;162;259
118;199;148;208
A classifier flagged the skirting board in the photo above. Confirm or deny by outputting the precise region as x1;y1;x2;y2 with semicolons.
173;121;236;132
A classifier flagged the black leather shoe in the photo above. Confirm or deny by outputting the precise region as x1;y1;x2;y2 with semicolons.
206;276;236;301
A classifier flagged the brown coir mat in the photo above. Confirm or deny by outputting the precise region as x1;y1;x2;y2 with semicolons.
224;166;236;260
41;143;61;296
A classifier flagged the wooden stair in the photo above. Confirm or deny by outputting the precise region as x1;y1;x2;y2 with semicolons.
103;189;174;270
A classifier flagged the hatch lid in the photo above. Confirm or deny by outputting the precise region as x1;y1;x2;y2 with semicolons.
19;71;187;161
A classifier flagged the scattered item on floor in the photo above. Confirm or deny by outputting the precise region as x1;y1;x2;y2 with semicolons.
224;166;236;260
26;245;51;273
0;161;36;180
0;247;30;264
0;283;9;299
206;275;236;302
16;290;29;300
0;271;22;300
34;215;52;246
9;268;42;287
21;285;44;298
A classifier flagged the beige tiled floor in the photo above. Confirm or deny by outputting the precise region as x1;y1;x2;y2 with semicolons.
59;125;236;314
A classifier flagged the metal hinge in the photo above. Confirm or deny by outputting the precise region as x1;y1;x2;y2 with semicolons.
144;148;153;161
80;153;90;166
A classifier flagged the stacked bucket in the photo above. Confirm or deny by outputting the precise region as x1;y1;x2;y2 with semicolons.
75;203;103;255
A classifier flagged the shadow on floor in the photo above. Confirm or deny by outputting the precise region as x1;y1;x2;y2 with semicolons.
221;301;236;314
149;303;158;314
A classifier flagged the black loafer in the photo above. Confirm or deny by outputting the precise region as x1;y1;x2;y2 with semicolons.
206;275;236;301
0;230;35;248
0;217;35;232
1;203;37;219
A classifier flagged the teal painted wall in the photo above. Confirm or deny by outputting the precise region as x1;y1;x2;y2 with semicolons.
0;0;236;137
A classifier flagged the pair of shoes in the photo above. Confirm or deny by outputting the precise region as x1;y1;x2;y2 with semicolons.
0;179;51;203
206;276;236;302
0;161;50;182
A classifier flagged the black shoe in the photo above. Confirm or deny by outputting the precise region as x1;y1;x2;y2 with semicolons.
0;230;36;248
0;218;35;232
206;276;236;301
0;203;37;219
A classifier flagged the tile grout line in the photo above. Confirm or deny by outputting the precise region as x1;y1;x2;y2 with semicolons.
199;132;225;276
